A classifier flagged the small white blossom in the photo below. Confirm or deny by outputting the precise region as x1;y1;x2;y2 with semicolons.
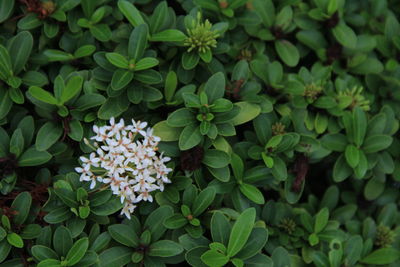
76;117;172;219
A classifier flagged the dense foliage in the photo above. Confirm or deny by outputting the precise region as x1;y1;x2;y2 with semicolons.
0;0;400;266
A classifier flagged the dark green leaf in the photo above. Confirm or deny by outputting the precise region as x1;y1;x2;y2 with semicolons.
148;240;183;257
204;72;225;104
118;0;144;27
108;224;138;247
128;23;148;60
10;192;31;225
98;246;132;267
360;248;400;265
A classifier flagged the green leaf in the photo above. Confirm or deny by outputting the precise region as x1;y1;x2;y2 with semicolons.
90;232;111;253
7;233;23;248
17;13;42;30
135;57;159;71
74;93;105;111
360;248;400;265
167;108;195;127
192;187;216;217
362;135;393;154
0;45;13;81
91;198;123;216
61;75;83;103
108;224;139;247
227;208;256;257
211;212;231;246
0;89;12;120
314;208;329;233
76;251;98;267
150;29;187;42
252;0;275;27
9;128;24;157
352;107;367;147
0;240;11;263
148;240;183;257
231;102;261;126
97;94;130;120
53;226;73;256
53;187;78;208
345;144;360;168
18;147;52;166
332;155;352;182
201;250;229;267
164;214;188;229
117;0;145;27
134;69;162;84
296;30;327;50
98;246;132;267
179;124;202;150
65;237;88;266
67;119;83;141
149;1;168;33
344;235;363;266
235;228;268;260
351;57;384;74
17;116;34;147
332;23;357;48
111;69;134;91
202;149;230;168
0;0;14;23
44;207;71;224
231;153;244;182
31;245;59;261
11;192;31;225
22;71;48;87
245;253;273;267
182;52;200;70
275;40;299;67
90;24;112;42
105;52;129;69
128;23;148;60
37;259;61;267
78;206;90;220
271;156;287;181
7;31;33;75
152;120;181;141
208;166;231;182
239;183;265;204
164;71;177;102
193;0;220;12
20;224;41;239
321;134;348;152
204;72;225;104
35;122;63;151
74;45;96;58
144;205;173;241
199;49;212;63
28;86;58;105
272;247;291;267
44;22;59;38
43;49;73;62
364;175;385;200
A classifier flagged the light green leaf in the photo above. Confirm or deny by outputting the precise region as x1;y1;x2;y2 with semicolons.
227;208;256;257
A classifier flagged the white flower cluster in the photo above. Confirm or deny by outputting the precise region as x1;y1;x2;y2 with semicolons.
75;117;172;219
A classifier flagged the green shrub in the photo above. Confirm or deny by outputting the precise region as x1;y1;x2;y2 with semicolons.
0;0;399;266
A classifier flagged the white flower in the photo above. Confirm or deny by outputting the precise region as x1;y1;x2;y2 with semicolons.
120;202;136;220
75;117;172;219
127;119;147;136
